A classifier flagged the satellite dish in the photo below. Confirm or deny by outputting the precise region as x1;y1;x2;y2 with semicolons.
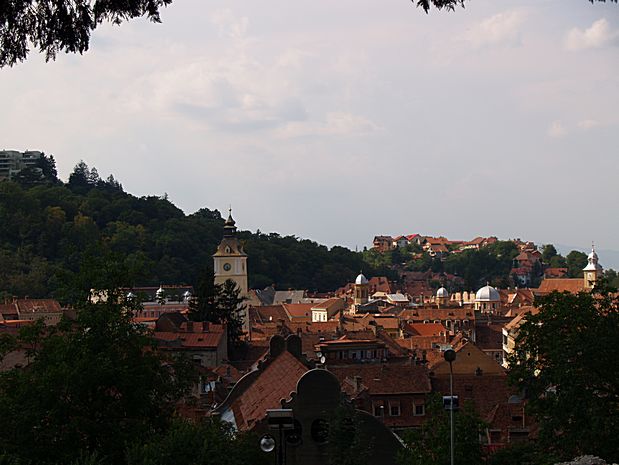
260;434;276;453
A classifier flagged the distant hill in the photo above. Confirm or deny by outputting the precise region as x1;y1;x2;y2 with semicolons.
0;160;393;301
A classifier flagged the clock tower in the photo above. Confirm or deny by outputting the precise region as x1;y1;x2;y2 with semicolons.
582;244;603;290
213;210;249;330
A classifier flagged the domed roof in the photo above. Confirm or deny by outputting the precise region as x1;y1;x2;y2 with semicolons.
436;287;449;298
355;273;369;285
583;244;603;272
588;248;598;261
475;284;500;302
126;291;136;300
155;286;165;298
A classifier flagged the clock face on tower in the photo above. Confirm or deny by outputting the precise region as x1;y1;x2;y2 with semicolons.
223;263;232;272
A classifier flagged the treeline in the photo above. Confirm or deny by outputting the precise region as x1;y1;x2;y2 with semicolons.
0;157;391;301
363;240;619;291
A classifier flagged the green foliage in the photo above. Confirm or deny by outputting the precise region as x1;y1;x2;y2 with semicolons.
0;258;194;465
443;241;518;290
566;250;588;278
508;287;619;462
602;269;619;289
189;271;246;350
0;168;379;298
126;417;268;465
398;394;485;465
542;244;558;263
487;442;559;465
0;0;173;67
549;255;567;268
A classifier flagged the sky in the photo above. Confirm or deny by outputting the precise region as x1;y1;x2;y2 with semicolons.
1;0;618;264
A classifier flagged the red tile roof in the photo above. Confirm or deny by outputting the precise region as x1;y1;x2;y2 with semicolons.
154;331;224;348
15;299;62;313
330;363;431;395
231;351;308;430
536;278;585;295
405;323;447;337
282;303;314;320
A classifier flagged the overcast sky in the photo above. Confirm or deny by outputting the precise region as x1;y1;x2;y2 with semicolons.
1;0;618;262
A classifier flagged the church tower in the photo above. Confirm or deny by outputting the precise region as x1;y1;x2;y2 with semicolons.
583;244;603;290
353;272;369;313
213;210;249;331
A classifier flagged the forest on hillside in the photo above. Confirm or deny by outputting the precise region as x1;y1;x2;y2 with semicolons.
0;157;394;301
2;156;616;302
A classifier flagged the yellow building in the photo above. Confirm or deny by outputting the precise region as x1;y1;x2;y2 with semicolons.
213;210;249;333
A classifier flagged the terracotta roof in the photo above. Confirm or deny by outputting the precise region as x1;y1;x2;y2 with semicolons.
15;299;62;313
544;267;568;278
368;277;392;294
431;373;513;419
154;331;224;348
399;307;475;321
330;363;431;395
405;323;447;337
536;278;585;295
504;306;539;333
310;298;343;310
474;324;503;350
282;303;314;320
153;322;225;349
0;304;17;317
253;305;289;323
230;351;308;430
395;335;446;351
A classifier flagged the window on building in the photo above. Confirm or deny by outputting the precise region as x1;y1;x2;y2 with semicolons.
414;403;425;416
389;402;401;416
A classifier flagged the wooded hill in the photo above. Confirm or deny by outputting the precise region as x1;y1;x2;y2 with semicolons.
0;158;391;301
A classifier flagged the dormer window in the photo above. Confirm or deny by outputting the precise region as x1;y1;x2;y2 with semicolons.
225;246;231;254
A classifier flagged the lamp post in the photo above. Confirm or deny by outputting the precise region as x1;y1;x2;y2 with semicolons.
443;348;457;465
260;409;294;465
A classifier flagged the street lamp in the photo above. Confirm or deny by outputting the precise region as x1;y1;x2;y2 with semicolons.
444;348;457;465
260;409;295;465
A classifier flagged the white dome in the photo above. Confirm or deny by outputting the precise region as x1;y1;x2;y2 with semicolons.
588;249;598;261
436;287;449;298
126;292;136;300
355;273;369;285
155;286;165;298
475;285;500;302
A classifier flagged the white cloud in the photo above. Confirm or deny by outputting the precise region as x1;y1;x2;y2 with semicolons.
548;121;567;138
577;119;600;130
211;9;250;40
465;10;527;47
276;112;380;138
565;18;619;51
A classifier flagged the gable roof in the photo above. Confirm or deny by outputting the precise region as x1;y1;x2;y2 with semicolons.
329;363;431;395
282;303;314;320
15;299;62;314
405;323;447;337
228;350;309;431
537;278;585;295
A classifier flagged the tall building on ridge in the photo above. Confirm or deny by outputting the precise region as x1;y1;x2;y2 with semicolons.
0;150;42;180
213;209;249;333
